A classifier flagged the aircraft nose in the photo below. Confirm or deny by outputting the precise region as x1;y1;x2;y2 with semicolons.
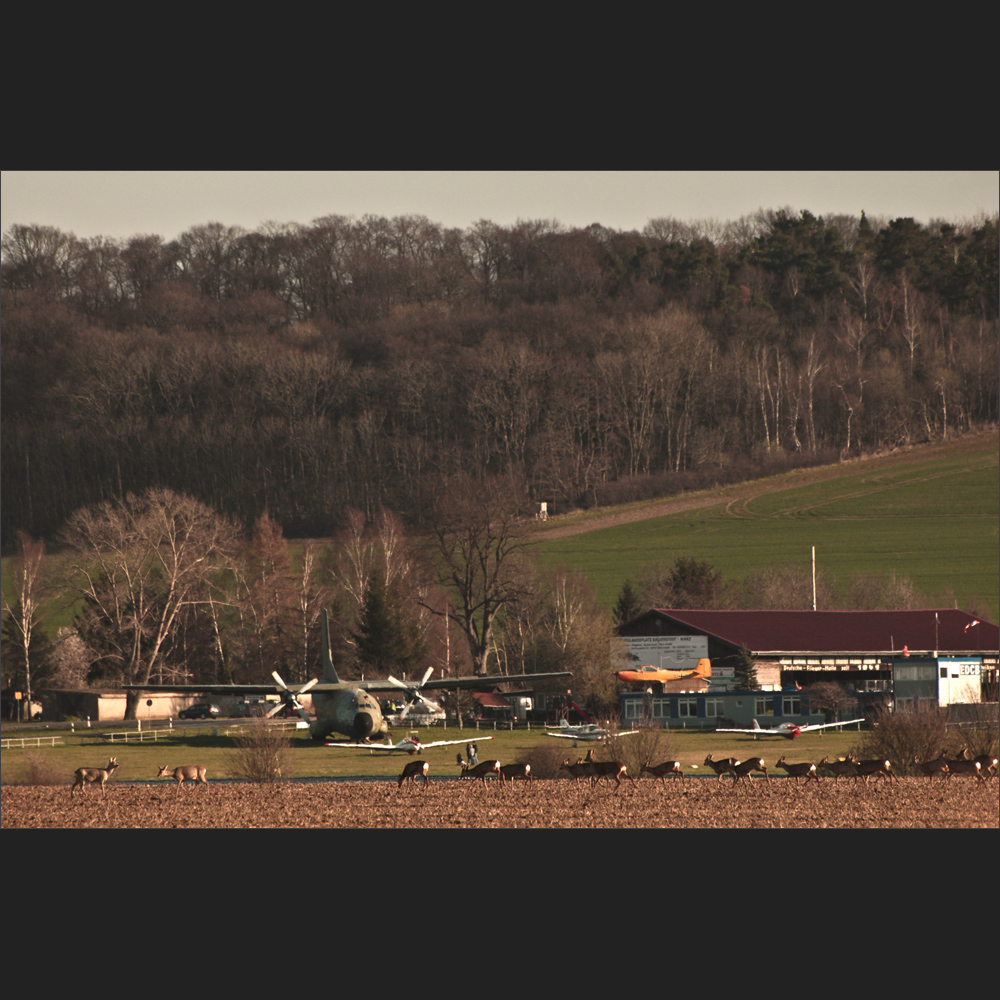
353;713;375;740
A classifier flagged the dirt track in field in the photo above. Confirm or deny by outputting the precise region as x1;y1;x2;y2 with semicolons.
3;776;996;829
531;433;998;540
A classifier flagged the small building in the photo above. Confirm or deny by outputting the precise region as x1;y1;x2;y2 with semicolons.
617;608;998;729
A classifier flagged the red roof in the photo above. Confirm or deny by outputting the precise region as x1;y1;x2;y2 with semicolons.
639;609;998;655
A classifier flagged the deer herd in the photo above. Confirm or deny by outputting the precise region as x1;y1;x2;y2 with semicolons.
66;743;997;798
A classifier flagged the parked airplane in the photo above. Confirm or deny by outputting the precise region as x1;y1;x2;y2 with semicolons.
715;717;866;740
124;610;572;743
616;658;712;684
545;719;642;742
324;734;494;754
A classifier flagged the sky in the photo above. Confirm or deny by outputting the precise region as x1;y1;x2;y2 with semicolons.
2;170;997;243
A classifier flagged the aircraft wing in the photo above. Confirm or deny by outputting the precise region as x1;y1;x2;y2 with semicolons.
714;726;762;734
801;718;865;731
325;736;494;750
359;671;572;693
415;736;495;749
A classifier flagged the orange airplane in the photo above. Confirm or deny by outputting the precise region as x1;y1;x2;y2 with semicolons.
616;658;712;684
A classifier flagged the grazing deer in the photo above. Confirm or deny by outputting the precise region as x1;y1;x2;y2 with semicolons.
912;752;950;781
583;748;636;789
731;757;769;784
818;756;858;782
157;764;209;791
775;756;819;783
704;753;737;781
71;757;119;797
458;758;501;784
398;759;429;789
640;760;683;784
499;763;532;785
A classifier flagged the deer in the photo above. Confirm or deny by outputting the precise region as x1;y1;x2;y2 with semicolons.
71;757;119;797
560;758;594;783
852;756;897;785
818;756;859;782
731;756;769;785
956;746;998;780
583;748;636;789
942;752;985;784
398;759;429;789
704;753;738;781
911;752;950;781
640;760;684;784
499;762;532;785
157;764;209;791
458;758;501;784
775;756;819;783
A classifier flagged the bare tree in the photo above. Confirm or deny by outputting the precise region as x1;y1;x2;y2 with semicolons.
60;487;235;718
422;473;533;675
1;531;47;715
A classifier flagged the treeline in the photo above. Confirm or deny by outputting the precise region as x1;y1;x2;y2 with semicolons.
3;208;997;545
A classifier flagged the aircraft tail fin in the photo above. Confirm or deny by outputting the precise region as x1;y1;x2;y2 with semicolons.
751;719;761;730
322;609;340;683
694;657;712;678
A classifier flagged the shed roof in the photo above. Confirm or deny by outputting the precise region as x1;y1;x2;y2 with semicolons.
624;609;998;656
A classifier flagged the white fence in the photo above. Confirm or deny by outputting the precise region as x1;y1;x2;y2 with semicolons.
1;735;64;749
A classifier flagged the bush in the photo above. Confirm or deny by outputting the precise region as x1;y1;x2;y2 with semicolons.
227;720;295;783
850;706;949;776
16;751;64;786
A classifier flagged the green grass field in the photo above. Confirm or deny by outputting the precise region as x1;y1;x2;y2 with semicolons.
3;433;998;641
0;722;867;784
530;433;999;621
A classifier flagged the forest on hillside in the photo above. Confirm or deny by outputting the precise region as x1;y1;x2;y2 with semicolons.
2;207;998;547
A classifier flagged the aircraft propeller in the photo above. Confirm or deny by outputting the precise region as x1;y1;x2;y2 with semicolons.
268;671;318;720
386;667;438;720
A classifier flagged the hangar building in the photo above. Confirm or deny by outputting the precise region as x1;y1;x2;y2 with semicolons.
616;608;998;730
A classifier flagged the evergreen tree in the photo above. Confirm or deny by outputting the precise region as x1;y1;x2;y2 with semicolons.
352;568;425;676
733;645;759;691
612;578;644;627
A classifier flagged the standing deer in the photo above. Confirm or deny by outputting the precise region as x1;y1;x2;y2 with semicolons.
71;757;119;797
157;764;209;791
731;756;769;785
640;760;683;784
560;758;594;783
398;760;429;789
583;748;636;789
818;756;859;782
775;756;819;783
852;756;897;785
942;753;985;784
704;753;737;781
499;763;532;785
912;753;950;781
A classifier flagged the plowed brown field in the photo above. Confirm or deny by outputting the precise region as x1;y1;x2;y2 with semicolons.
3;776;996;828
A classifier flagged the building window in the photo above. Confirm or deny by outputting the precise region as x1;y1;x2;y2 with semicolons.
678;699;697;718
705;698;724;718
652;698;670;719
755;698;774;716
624;701;641;720
782;696;801;716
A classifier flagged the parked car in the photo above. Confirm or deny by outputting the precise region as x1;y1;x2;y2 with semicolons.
179;703;221;720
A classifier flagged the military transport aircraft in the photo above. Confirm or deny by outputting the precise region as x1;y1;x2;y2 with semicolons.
324;734;495;754
124;610;572;743
715;717;866;740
